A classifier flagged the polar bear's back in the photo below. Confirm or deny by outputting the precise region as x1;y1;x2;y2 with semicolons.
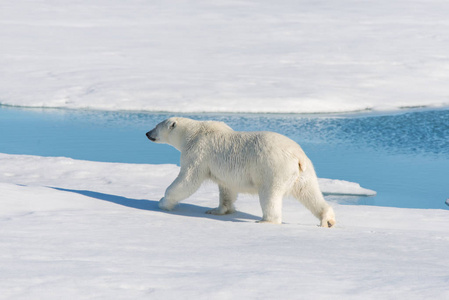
187;120;309;170
212;130;306;161
203;129;310;192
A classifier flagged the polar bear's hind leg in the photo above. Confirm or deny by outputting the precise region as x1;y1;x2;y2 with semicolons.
257;186;283;224
320;206;336;228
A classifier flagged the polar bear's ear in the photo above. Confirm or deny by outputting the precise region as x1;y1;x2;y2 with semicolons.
170;121;177;129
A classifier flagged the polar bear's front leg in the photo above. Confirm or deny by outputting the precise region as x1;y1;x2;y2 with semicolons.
159;196;177;211
206;186;237;215
159;167;204;211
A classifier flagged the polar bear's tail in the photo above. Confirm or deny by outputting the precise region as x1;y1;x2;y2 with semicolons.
292;159;336;228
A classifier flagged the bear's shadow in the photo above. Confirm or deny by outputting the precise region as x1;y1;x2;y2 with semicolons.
50;187;260;222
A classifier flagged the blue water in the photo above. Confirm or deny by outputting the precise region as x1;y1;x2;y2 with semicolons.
1;105;448;210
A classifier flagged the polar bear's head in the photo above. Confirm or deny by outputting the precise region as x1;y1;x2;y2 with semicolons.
146;117;189;151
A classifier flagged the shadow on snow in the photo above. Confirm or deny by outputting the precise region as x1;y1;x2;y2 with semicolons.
49;187;260;223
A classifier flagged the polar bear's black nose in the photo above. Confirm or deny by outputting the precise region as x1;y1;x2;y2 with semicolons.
146;131;156;142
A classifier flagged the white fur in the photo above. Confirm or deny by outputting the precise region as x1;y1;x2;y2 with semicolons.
146;117;336;227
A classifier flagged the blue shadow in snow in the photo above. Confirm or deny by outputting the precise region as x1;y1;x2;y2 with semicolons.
49;187;260;222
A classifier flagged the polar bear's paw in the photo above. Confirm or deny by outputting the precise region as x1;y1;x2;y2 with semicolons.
159;197;176;211
256;219;282;225
206;206;235;215
320;206;336;228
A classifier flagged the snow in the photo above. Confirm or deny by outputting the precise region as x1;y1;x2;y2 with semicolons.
1;0;449;113
319;178;376;196
1;153;449;299
0;154;375;198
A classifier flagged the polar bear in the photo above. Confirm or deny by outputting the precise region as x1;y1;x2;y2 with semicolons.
146;117;335;227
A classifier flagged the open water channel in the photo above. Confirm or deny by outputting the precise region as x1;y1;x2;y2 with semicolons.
1;105;448;209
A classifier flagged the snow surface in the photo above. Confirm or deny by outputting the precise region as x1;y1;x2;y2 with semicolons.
319;178;376;197
1;0;449;113
0;153;376;198
1;153;448;299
